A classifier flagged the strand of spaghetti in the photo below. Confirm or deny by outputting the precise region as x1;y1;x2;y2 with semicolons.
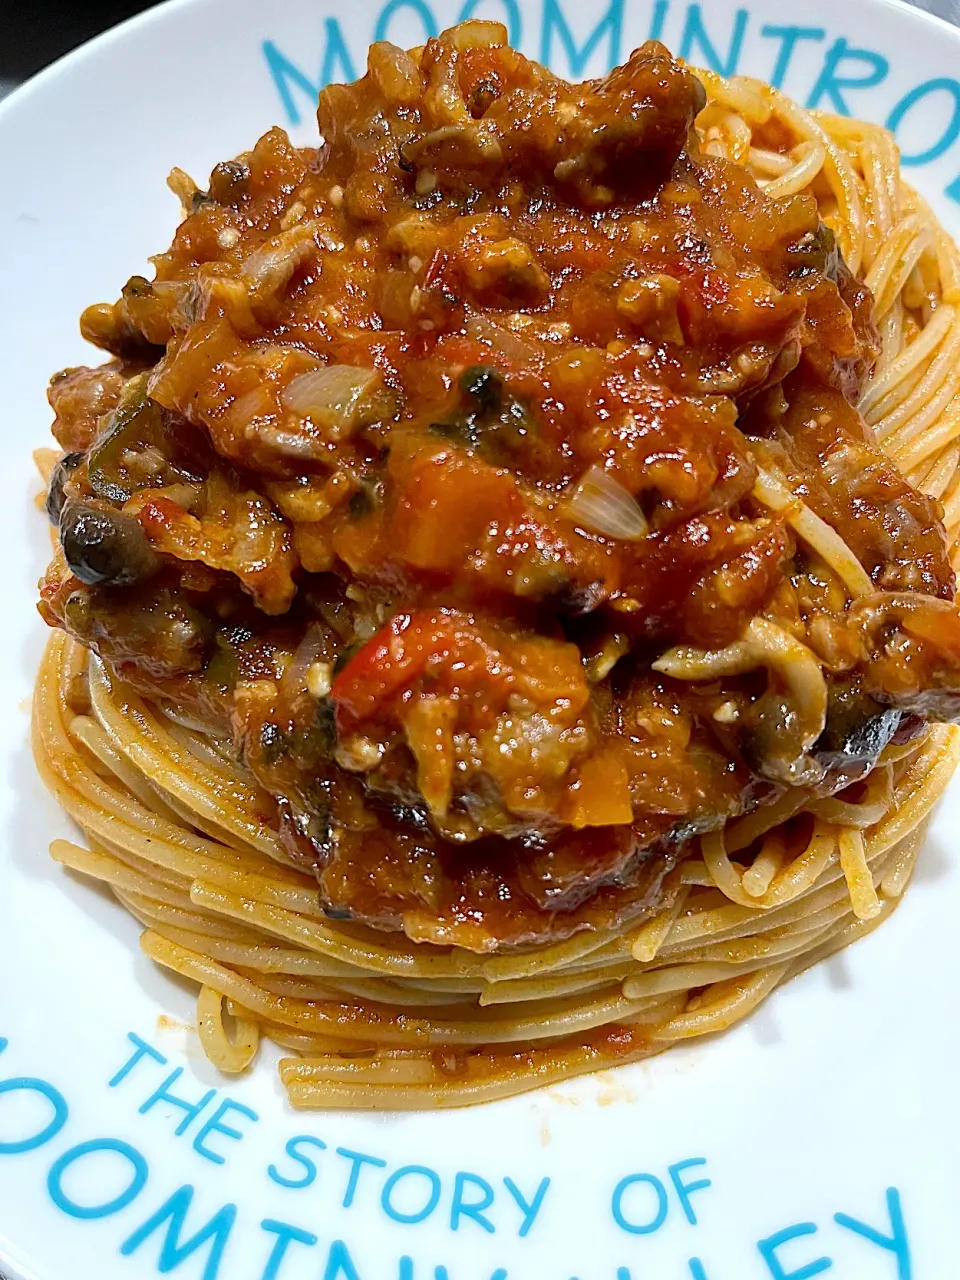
908;451;947;495
141;922;480;991
751;469;875;596
741;832;787;897
242;967;483;1009
857;134;895;259
50;839;197;911
186;881;483;979
658;898;865;971
255;1023;376;1054
667;843;902;958
886;372;960;465
629;885;691;962
620;956;789;1001
651;965;790;1042
747;146;792;177
687;854;896;943
480;924;621;981
142;930;664;1046
784;899;899;981
37;728;334;923
33;447;60;486
477;965;634;1007
678;861;715;886
39;753;327;917
285;1054;460;1086
88;658;289;865
946;488;960;536
695;70;772;124
659;919;839;970
761;141;826;200
116;890;287;949
661;845;847;947
867;727;960;855
197;986;260;1073
809;765;893;827
700;829;760;908
860;301;955;418
879;824;927;898
725;790;812;852
917;438;960;499
864;213;930;319
760;85;864;272
161;717;253;784
701;108;753;163
280;1037;660;1110
705;820;844;916
875;311;960;439
68;713;185;825
906;186;960;303
837;827;882;920
96;838;194;895
35;641;316;894
876;296;905;378
636;917;843;987
654;617;828;755
892;391;960;471
829;118;901;270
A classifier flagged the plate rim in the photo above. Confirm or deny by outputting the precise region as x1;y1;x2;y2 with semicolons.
4;0;960;131
3;1;960;1278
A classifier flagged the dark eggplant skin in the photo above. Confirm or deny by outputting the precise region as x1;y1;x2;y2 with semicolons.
815;681;904;773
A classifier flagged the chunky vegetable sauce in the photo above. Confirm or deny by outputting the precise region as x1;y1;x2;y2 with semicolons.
39;26;960;950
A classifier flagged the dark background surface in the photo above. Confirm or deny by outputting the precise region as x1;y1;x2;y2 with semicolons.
0;0;160;95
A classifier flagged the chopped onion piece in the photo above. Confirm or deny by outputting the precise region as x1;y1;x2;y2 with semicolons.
466;313;538;364
282;365;380;439
243;222;318;293
566;465;648;541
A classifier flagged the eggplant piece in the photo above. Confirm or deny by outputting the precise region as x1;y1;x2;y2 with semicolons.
428;365;534;464
814;680;903;772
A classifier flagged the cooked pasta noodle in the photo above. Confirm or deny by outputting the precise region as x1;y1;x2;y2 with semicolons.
31;50;960;1109
34;626;960;1106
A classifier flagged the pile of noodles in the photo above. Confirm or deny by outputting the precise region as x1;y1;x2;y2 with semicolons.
32;67;960;1108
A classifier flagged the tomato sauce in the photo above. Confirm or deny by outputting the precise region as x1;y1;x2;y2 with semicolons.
39;26;960;950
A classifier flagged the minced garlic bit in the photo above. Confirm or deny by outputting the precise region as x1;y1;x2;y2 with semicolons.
306;661;333;700
280;201;306;230
713;700;740;724
217;227;241;249
335;734;385;772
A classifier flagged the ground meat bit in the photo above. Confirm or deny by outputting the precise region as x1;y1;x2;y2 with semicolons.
48;362;127;451
37;24;960;950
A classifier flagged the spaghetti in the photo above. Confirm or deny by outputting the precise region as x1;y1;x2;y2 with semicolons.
32;32;960;1107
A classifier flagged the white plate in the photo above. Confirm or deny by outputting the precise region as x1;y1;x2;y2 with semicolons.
1;0;959;1277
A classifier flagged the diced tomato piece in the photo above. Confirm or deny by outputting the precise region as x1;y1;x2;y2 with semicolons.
563;749;634;828
389;447;521;575
330;609;513;733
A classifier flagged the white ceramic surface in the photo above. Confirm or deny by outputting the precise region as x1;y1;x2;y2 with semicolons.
1;1;959;1276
